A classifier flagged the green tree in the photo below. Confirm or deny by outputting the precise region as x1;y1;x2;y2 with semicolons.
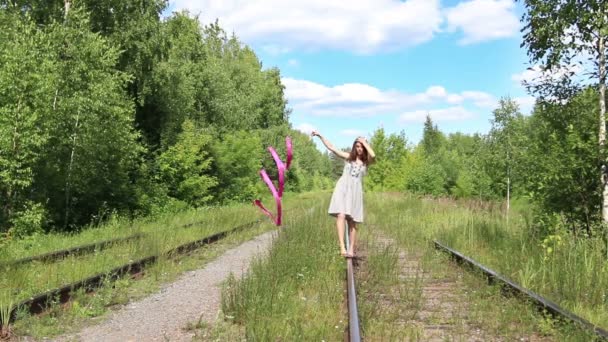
519;0;608;222
520;89;600;234
158;120;217;206
366;127;409;191
148;11;205;148
405;147;446;197
421;115;445;157
211;130;263;203
487;97;524;215
0;10;55;235
36;8;143;229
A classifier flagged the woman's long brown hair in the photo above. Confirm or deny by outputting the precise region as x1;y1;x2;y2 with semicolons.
346;141;369;165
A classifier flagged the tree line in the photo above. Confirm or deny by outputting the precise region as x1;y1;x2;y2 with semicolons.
0;1;334;238
363;0;608;239
365;90;601;237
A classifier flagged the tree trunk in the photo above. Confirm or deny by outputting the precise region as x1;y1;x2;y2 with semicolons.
5;100;22;223
64;0;70;19
507;173;510;224
64;110;80;229
599;34;608;223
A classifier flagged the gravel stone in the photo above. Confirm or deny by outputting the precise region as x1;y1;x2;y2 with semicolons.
56;230;277;342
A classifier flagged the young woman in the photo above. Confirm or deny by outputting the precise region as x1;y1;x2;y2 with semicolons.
311;131;375;258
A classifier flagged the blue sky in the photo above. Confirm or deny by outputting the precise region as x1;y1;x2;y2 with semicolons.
167;0;539;150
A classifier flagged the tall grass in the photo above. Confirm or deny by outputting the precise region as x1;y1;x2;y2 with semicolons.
0;190;310;263
366;193;608;334
219;198;347;341
0;203;255;264
1;192;325;339
0;193;315;319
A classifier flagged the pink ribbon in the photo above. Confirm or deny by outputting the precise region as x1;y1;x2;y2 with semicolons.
254;137;293;226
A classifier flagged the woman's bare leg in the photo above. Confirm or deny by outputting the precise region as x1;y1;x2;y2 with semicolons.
336;214;347;255
346;218;357;256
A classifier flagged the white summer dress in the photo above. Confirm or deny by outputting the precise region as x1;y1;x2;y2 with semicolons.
328;160;367;223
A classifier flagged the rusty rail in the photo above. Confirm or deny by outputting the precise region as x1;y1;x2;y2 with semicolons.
345;223;361;342
0;218;263;326
434;240;608;340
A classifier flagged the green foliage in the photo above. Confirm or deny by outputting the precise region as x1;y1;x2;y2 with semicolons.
520;89;601;234
286;129;334;192
8;201;47;238
484;97;525;200
421;115;445;156
0;10;54;232
196;21;289;134
0;4;298;237
34;8;143;230
149;11;205;148
451;170;475;198
405;148;447;197
519;0;608;228
366;127;409;191
158;120;217;206
519;0;607;99
211;130;262;203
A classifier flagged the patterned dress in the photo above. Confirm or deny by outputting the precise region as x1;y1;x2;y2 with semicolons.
328;160;367;223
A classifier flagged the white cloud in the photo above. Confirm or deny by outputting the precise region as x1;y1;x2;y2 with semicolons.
171;0;443;53
446;94;464;104
426;86;447;98
282;77;497;118
461;91;498;108
295;123;317;135
445;0;519;45
287;59;299;67
168;0;521;55
399;106;475;123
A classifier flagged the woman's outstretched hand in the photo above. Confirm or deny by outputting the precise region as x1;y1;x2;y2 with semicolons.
311;130;321;137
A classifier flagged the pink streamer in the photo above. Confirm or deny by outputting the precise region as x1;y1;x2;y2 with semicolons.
253;137;293;226
269;147;286;197
286;138;293;170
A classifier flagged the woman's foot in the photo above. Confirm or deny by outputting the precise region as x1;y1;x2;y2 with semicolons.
340;250;348;257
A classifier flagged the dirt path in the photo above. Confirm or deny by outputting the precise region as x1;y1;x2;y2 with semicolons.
358;233;552;341
357;234;484;340
56;231;277;342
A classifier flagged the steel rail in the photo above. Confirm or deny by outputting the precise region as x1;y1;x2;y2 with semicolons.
2;209;290;267
1;205;303;326
345;223;361;342
1;218;263;326
434;240;608;340
1;233;145;268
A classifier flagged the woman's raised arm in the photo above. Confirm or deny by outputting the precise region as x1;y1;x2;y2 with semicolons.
312;131;349;159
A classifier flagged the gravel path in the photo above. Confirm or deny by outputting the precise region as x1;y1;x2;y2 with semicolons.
57;230;277;342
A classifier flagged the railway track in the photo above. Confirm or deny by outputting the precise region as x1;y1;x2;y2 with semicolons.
344;224;361;342
4;215;606;340
1;206;304;330
344;235;608;341
434;240;608;340
0;218;264;327
0;233;146;268
0;216;235;269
